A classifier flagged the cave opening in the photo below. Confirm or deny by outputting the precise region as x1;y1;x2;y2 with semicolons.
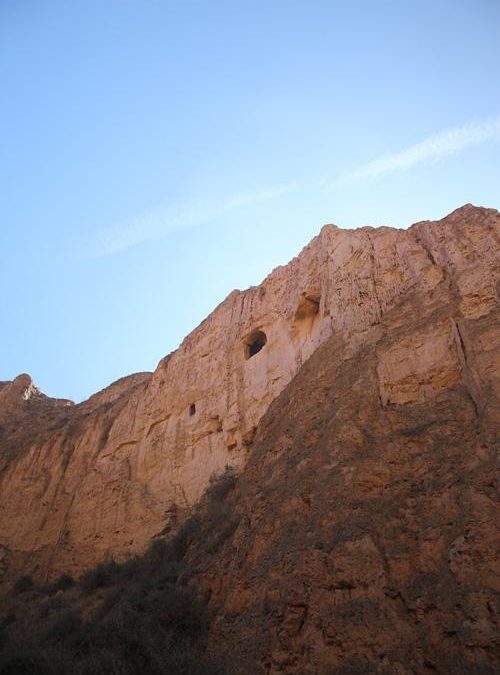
244;330;267;360
189;403;196;416
291;294;321;340
294;295;320;321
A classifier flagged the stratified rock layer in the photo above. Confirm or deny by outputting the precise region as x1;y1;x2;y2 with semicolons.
0;204;498;597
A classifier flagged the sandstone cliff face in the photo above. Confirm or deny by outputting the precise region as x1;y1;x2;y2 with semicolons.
181;207;499;674
0;204;498;591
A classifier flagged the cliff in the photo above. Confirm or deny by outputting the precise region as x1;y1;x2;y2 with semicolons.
0;204;498;594
183;208;499;673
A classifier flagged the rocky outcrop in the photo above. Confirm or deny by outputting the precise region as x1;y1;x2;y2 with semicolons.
0;204;498;590
182;207;499;674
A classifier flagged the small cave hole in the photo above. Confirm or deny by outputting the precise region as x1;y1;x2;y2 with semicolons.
189;403;196;416
292;294;321;340
244;330;267;360
294;295;320;321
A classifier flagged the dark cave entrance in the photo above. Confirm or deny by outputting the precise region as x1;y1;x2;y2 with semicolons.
244;330;267;360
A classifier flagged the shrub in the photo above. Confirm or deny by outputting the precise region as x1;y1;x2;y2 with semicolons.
80;560;120;592
0;645;73;675
116;555;141;580
49;574;75;594
39;573;76;596
12;575;33;595
169;515;201;561
205;467;237;504
0;475;235;675
142;538;170;571
39;594;69;620
42;608;82;644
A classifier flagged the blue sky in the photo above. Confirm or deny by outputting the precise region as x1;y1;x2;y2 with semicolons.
1;0;499;402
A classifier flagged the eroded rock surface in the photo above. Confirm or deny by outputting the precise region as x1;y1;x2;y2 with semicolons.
182;207;499;674
0;204;498;595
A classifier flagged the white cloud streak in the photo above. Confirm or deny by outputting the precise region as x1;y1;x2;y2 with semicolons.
94;181;298;257
342;116;500;182
93;116;499;256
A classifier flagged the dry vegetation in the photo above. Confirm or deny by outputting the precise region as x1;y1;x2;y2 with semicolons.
0;470;238;675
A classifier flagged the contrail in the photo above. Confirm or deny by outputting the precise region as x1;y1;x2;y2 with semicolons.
93;182;298;257
342;116;500;181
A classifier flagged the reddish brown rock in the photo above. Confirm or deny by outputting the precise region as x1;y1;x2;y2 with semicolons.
182;208;499;673
0;203;498;614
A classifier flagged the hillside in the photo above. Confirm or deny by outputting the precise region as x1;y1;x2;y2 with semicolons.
0;204;498;673
184;234;499;672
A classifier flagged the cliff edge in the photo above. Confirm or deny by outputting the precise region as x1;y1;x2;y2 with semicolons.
0;204;498;589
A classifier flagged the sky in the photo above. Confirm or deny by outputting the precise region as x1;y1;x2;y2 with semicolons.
1;0;499;402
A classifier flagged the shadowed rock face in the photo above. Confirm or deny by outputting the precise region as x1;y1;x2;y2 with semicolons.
0;204;498;605
183;210;499;674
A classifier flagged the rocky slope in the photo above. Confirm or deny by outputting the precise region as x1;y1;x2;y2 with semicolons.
0;204;498;602
184;230;499;673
